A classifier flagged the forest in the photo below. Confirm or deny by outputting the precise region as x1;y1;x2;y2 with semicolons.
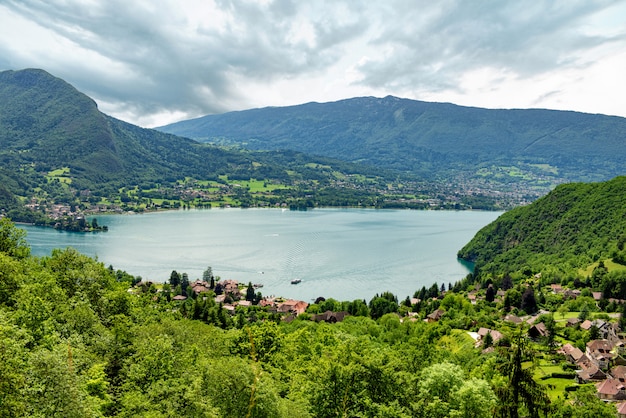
0;215;624;418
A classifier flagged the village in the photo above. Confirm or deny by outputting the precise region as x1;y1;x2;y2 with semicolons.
129;269;626;413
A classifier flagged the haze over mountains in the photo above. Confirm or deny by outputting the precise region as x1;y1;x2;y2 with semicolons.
159;96;626;189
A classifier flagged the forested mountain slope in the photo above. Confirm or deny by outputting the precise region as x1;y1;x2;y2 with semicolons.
1;69;422;219
159;96;626;186
0;69;255;192
458;176;626;278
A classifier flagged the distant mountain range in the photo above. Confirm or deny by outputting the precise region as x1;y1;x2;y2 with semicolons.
159;96;626;187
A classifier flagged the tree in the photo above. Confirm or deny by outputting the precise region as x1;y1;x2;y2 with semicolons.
0;217;30;259
416;362;496;418
369;293;398;320
246;282;255;303
494;334;550;418
521;286;538;314
550;385;615;417
542;314;557;350
485;285;496;303
169;270;181;288
502;274;514;290
483;331;494;348
203;266;213;282
181;273;190;296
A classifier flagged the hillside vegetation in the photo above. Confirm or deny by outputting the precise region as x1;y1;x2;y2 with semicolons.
159;96;626;190
458;176;626;280
0;217;620;418
3;69;480;223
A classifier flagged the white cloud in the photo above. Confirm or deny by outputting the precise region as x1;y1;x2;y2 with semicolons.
0;0;625;127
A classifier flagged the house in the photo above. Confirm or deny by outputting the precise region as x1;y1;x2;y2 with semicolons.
617;402;626;418
596;378;626;401
476;327;503;347
277;299;309;316
581;320;616;340
558;343;584;364
563;289;581;299
172;295;187;301
221;279;241;298
565;317;581;328
313;311;349;323
259;298;276;308
426;309;445;323
191;280;211;295
580;319;594;331
576;354;607;383
504;314;523;325
550;284;562;294
592;291;603;301
611;365;626;381
528;322;549;340
586;339;615;370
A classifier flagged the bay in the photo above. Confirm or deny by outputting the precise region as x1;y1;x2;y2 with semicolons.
19;208;501;302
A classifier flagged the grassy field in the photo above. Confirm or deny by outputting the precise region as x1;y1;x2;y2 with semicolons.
534;361;579;401
46;167;72;184
580;259;626;276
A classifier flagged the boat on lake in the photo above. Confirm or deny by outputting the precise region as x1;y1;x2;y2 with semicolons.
290;279;302;285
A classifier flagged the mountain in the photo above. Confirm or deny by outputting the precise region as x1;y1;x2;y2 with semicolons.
2;69;446;222
158;96;626;187
0;68;246;191
457;176;626;278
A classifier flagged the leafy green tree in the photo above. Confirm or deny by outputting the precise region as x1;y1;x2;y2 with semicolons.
453;377;497;418
26;343;91;418
0;312;27;417
347;299;369;316
550;385;616;417
0;217;30;259
369;292;398;319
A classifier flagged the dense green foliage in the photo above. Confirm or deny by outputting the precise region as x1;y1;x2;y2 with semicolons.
0;217;622;417
458;176;626;280
159;96;626;187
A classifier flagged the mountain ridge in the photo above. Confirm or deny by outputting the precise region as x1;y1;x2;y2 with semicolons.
159;95;626;187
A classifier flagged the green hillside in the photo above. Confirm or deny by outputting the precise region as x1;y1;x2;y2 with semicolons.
457;176;626;279
159;96;626;189
0;69;258;191
2;69;447;222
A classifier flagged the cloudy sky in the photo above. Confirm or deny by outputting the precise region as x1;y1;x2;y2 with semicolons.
1;0;625;127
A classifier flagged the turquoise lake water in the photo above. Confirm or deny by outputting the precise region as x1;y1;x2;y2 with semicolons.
20;208;501;301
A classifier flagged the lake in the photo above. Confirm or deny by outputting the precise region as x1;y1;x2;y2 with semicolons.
19;208;501;302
